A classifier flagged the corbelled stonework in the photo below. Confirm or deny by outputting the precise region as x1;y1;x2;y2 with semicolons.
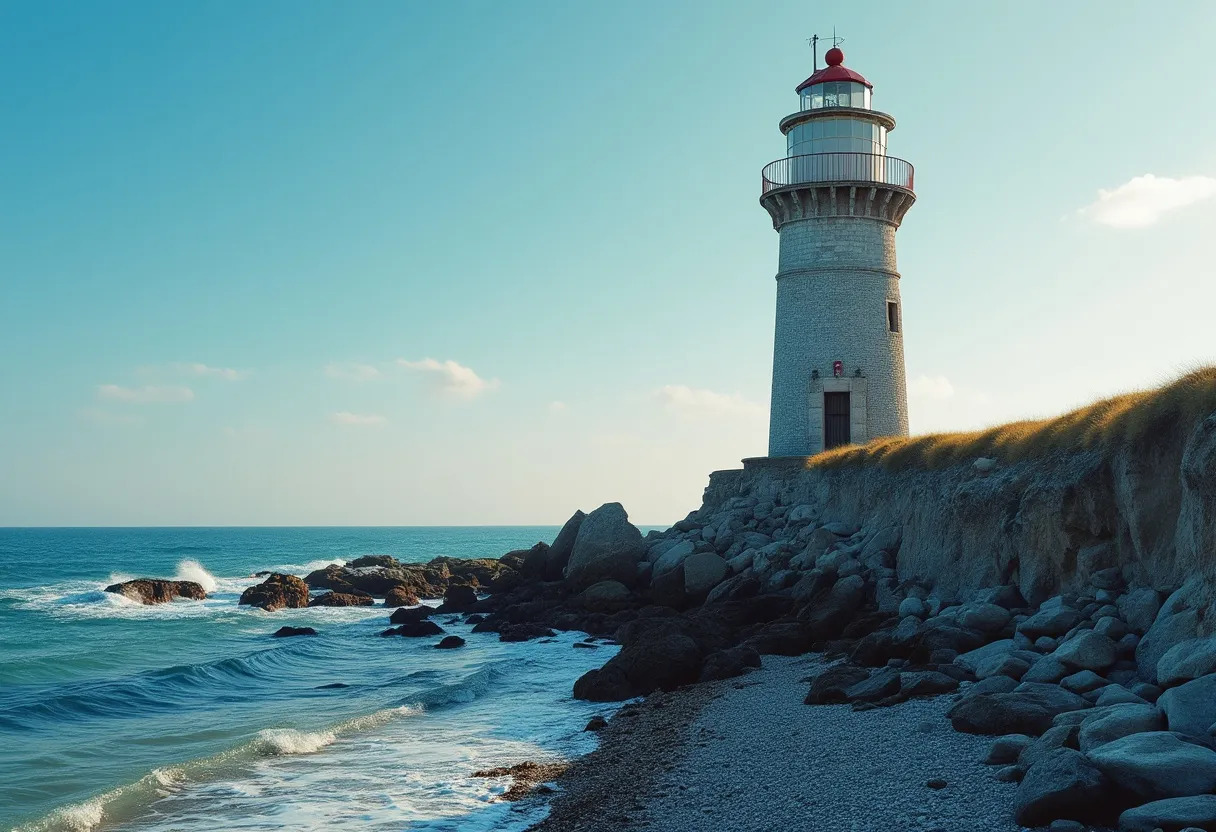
760;183;916;231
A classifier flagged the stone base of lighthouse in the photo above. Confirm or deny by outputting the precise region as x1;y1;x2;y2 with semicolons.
761;182;915;458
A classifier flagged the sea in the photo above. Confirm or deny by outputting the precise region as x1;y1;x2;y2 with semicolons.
0;527;626;832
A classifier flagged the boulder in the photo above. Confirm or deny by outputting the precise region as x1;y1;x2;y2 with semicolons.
308;591;374;607
899;671;959;698
389;605;433;624
1014;748;1112;827
898;597;927;619
576;580;633;611
384;586;421;607
1118;795;1216;832
806;664;870;705
272;626;316;638
1095;685;1150;707
436;584;478;613
801;574;867;640
381;620;445;637
975;654;1030;681
955;640;1016;674
500;624;557;642
1158;637;1216;688
105;579;207;605
1018;607;1083;639
652;540;695;576
435;636;466;649
564;503;646;591
858;526;900;569
985;734;1033;765
699;646;762;682
1138;596;1201;681
1061;670;1109;695
1118;587;1162;634
683;553;728;597
546;509;586;580
1054;631;1118;672
1088;731;1216;800
239;573;310;611
1019;724;1081;769
844;669;902;703
959;603;1012;634
947;684;1089;736
1078;703;1167;753
573;631;703;701
1158;674;1216;739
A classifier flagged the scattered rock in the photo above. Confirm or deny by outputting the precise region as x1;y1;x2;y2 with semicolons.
984;734;1033;765
1117;794;1216;832
239;573;310;611
308;591;374;607
1014;747;1111;827
472;761;569;801
105;579;207;605
699;646;761;682
1088;731;1216;800
272;626;317;638
584;715;608;732
806;664;870;705
500;624;557;642
947;683;1089;736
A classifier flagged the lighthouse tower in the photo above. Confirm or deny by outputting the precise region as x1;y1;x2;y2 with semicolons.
760;46;915;457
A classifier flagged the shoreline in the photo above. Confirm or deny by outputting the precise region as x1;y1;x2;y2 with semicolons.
529;655;1020;832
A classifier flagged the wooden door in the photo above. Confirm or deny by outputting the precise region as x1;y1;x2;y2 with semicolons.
824;392;851;449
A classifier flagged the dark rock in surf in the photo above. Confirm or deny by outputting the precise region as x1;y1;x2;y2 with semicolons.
307;591;374;607
436;584;478;613
239;573;310;611
381;620;445;638
272;626;317;638
105;579;207;605
390;605;434;624
384;586;421;607
499;623;557;642
435;636;466;649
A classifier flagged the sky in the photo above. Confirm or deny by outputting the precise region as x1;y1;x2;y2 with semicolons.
2;0;1216;527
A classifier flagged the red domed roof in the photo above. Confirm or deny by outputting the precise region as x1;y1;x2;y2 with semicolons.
795;48;872;93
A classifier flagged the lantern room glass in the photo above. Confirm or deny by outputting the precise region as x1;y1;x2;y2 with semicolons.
800;82;871;112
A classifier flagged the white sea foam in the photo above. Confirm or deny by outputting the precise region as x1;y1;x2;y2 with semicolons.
258;728;336;755
14;796;106;832
174;559;218;593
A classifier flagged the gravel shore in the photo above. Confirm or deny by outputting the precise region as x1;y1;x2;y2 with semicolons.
533;655;1021;832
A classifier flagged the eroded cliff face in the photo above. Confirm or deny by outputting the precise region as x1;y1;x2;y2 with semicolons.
698;410;1216;610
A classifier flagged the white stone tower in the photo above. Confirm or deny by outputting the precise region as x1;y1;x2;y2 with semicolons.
760;46;915;457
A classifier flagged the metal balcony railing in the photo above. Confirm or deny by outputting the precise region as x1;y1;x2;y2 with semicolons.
761;152;915;195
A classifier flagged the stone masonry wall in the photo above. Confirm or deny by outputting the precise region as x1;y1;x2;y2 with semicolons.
768;215;908;456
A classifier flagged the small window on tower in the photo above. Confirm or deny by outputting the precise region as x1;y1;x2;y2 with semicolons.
887;301;900;333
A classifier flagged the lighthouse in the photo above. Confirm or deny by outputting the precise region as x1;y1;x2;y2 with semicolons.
760;46;915;457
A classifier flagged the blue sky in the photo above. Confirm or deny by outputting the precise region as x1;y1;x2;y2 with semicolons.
3;1;1215;526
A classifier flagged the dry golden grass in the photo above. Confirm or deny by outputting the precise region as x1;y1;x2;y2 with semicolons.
809;366;1216;471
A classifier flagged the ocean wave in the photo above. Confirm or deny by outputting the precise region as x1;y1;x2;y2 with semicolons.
10;702;425;832
173;559;218;593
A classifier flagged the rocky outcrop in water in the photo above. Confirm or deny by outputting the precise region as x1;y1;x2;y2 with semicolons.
307;591;374;607
239;573;309;611
105;579;207;604
305;555;517;602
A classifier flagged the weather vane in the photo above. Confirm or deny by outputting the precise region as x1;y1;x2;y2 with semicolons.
807;30;845;71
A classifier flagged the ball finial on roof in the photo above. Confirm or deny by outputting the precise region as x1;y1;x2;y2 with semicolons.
824;47;844;66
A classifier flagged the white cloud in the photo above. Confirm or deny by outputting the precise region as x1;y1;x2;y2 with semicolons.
907;375;955;400
178;363;249;380
330;411;387;426
1080;174;1216;228
324;362;382;381
655;385;764;419
398;358;498;399
98;384;194;404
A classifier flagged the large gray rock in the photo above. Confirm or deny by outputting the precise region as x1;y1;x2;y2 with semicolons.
1088;731;1216;800
546;509;585;580
959;603;1012;634
564;503;646;591
575;580;632;611
948;683;1088;736
1158;674;1216;739
652;539;695;577
1022;655;1070;685
801;574;866;640
1054;631;1118;672
1118;795;1216;832
955;639;1015;674
985;734;1033;765
1158;636;1216;688
1119;587;1162;634
1078;703;1166;753
858;525;900;569
1138;585;1203;681
1019;606;1083;639
1015;748;1111;827
683;553;728;597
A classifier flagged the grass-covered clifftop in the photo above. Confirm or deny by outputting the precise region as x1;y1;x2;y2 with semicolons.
701;368;1216;607
813;367;1216;471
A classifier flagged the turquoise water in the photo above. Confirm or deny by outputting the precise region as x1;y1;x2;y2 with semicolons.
0;528;619;832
